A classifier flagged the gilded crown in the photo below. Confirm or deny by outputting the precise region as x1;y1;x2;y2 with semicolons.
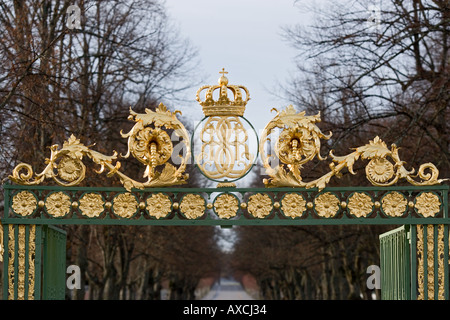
196;68;250;117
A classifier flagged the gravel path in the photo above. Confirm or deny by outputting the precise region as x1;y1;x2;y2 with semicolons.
202;278;255;300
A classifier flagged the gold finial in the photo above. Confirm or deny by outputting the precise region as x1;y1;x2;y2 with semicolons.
218;68;228;85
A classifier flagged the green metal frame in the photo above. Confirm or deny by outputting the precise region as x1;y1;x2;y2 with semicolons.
2;182;449;300
2;183;449;226
380;226;411;299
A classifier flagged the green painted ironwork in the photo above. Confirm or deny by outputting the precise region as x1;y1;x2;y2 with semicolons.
2;182;449;300
379;225;411;299
2;224;66;300
41;225;67;300
2;183;449;226
380;224;450;300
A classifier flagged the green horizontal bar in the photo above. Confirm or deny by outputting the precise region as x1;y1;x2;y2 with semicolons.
2;217;450;226
3;183;449;192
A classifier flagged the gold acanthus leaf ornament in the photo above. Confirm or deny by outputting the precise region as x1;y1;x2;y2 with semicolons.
9;103;191;191
260;105;332;186
261;106;447;190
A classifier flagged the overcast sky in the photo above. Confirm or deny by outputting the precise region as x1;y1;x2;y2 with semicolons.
165;0;312;132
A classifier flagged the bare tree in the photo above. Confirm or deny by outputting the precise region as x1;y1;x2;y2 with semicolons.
0;0;222;300
282;0;449;174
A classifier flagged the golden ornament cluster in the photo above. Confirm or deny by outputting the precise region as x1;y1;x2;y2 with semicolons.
7;69;447;191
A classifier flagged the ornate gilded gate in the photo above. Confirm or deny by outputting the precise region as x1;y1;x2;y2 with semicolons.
1;70;449;300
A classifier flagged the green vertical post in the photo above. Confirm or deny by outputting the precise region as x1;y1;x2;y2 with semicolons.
34;225;42;300
42;225;67;300
410;225;417;300
2;222;9;300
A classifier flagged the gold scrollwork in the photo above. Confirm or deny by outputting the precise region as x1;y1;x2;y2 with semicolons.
261;106;447;189
381;192;407;217
79;193;104;218
45;192;71;217
214;194;239;219
113;193;138;218
9;103;190;191
415;192;441;218
180;194;205;219
146;193;172;219
247;193;273;219
12;191;37;216
314;192;340;218
261;106;331;188
347;192;373;218
281;193;306;219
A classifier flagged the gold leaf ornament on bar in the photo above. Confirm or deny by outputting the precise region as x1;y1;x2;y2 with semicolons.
12;191;37;216
213;193;239;219
281;193;307;219
347;192;373;218
247;193;273;218
146;193;172;219
180;194;206;219
414;192;441;218
79;193;104;218
381;192;407;217
45;192;71;217
113;193;139;218
314;192;340;218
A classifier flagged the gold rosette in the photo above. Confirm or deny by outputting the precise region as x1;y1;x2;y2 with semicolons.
146;193;172;219
79;193;104;218
347;192;373;218
281;193;306;219
415;192;441;218
381;192;407;217
45;192;71;217
113;193;139;218
180;194;205;219
314;192;340;218
12;191;37;216
214;194;239;219
247;193;273;219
